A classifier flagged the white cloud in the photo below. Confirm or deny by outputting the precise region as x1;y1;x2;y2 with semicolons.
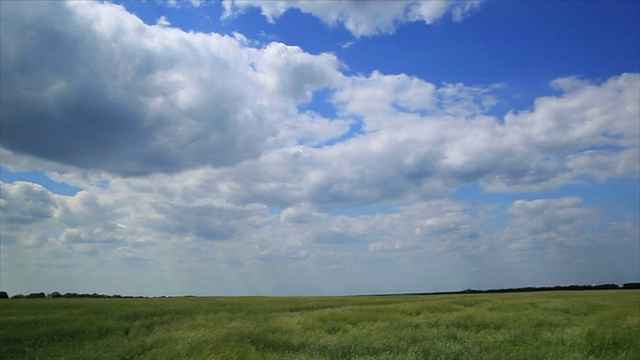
165;0;180;8
156;15;171;27
341;41;355;49
5;172;635;295
0;1;345;176
335;72;639;193
238;72;637;209
222;0;484;37
254;42;345;105
493;197;639;285
332;71;439;129
149;71;638;217
502;197;613;258
3;1;636;192
0;181;60;227
450;0;482;22
157;0;204;9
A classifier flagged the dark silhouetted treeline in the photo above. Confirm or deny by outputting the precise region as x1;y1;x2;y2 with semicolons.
372;283;640;297
1;283;639;299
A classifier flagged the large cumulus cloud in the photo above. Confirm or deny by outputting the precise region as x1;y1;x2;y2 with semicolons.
0;1;346;176
2;1;637;191
204;72;639;212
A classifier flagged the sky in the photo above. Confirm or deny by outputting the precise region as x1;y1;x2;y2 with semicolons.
0;0;639;296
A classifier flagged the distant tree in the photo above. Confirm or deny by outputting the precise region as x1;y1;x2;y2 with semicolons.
26;292;46;298
593;284;619;290
48;292;62;298
0;291;8;299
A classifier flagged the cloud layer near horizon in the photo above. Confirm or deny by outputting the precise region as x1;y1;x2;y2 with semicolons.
1;1;638;295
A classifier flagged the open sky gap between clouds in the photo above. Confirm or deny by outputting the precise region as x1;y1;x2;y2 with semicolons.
0;0;638;296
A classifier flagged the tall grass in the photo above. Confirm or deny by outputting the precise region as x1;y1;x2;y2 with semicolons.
1;290;638;359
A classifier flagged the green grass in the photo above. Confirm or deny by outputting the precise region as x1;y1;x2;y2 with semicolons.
1;290;638;359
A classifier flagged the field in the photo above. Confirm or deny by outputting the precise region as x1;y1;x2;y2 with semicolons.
0;290;638;359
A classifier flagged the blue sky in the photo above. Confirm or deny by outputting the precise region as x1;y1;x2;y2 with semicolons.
1;0;638;296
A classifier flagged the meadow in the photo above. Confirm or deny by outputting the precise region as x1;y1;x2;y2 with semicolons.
0;290;638;359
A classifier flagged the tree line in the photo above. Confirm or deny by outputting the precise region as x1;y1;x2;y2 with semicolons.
0;291;152;299
1;283;639;299
371;283;640;297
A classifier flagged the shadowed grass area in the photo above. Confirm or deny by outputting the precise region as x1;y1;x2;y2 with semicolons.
0;290;638;359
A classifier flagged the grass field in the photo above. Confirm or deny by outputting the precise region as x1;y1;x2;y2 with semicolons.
0;290;638;359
